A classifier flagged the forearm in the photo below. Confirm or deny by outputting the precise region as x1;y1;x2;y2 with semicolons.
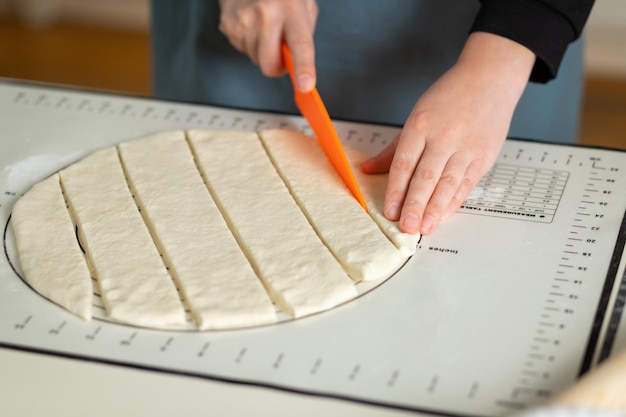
455;31;535;112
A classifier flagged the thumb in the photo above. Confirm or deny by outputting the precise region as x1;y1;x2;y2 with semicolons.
360;136;400;174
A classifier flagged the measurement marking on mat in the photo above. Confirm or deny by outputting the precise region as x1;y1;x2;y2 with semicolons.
235;347;247;363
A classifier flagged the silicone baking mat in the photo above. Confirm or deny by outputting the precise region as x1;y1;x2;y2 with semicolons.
1;81;625;417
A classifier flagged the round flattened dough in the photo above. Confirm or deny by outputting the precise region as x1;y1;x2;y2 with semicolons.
10;129;417;330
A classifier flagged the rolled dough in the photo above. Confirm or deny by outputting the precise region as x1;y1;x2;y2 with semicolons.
345;147;420;258
118;131;276;329
260;129;405;281
11;174;93;320
187;129;358;318
60;147;187;328
11;129;415;330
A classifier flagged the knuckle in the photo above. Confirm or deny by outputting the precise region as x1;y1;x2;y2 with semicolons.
416;167;436;182
438;172;459;187
451;177;476;206
424;195;447;218
218;17;235;36
256;3;281;26
439;124;463;142
402;196;426;213
311;2;319;17
405;109;429;129
390;152;417;176
289;35;313;52
459;176;475;193
306;0;319;19
448;194;463;209
238;11;254;29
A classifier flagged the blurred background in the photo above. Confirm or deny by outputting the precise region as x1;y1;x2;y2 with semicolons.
0;0;624;149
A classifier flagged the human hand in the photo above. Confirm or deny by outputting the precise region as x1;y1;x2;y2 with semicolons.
361;32;535;235
218;0;318;92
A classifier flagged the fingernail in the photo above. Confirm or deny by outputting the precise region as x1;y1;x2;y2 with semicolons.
387;203;400;220
402;213;420;233
420;215;434;235
297;74;314;92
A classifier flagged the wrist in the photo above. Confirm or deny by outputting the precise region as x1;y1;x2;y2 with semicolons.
456;32;535;102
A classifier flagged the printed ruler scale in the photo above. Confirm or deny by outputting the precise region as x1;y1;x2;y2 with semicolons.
1;81;625;417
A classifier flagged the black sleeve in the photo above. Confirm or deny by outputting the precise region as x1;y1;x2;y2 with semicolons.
470;0;595;83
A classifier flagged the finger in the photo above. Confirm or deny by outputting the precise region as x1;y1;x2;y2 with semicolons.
442;159;485;220
419;154;470;235
360;134;400;174
383;131;427;222
305;0;319;29
256;16;284;77
397;148;450;234
284;20;316;92
219;4;254;53
241;32;260;66
221;25;246;54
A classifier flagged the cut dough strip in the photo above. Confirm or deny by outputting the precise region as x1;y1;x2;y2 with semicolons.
59;147;186;328
118;131;276;330
260;129;404;282
345;148;420;258
11;174;93;320
11;129;414;330
187;130;357;318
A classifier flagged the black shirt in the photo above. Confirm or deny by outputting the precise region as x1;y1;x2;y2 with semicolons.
472;0;595;82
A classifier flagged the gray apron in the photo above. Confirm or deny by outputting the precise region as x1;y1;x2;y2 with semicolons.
151;0;583;143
